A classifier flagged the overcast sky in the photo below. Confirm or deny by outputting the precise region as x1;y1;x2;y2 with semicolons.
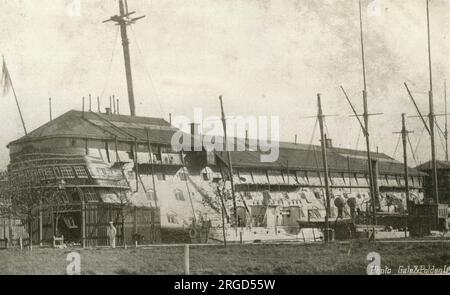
0;0;449;169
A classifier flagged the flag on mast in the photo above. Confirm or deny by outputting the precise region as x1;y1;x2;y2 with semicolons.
1;56;28;135
1;57;12;96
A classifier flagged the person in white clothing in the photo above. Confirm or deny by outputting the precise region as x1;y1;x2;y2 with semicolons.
107;221;117;248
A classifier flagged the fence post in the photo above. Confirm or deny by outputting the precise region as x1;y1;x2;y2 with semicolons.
39;201;43;247
184;244;190;275
81;201;86;248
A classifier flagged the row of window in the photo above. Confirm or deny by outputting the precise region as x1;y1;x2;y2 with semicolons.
89;167;121;178
11;166;89;183
235;170;423;187
54;189;99;203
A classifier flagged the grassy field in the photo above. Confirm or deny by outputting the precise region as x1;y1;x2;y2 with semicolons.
0;240;449;275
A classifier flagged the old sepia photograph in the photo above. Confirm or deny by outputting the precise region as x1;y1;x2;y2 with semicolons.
0;0;449;283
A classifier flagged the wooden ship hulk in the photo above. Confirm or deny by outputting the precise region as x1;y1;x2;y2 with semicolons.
0;1;436;248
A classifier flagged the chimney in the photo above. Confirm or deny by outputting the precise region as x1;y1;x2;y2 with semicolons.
190;123;199;136
295;134;298;145
325;138;333;148
113;95;116;114
105;107;112;115
245;130;249;151
116;98;120;114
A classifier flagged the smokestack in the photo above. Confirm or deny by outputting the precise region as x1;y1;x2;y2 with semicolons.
113;95;116;114
245;130;249;151
109;96;112;112
89;94;92;111
97;96;100;112
295;134;298;144
82;96;85;115
117;98;120;115
190;123;199;136
169;113;172;125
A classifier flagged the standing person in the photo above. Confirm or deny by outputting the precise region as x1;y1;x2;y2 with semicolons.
107;221;117;249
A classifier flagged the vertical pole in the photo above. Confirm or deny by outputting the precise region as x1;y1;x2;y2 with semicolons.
2;217;5;244
81;200;86;248
317;94;331;242
28;208;32;251
359;0;377;239
134;206;137;236
134;141;139;192
50;202;54;240
219;96;238;235
49;97;52;121
184;244;190;275
146;129;158;207
118;0;136;116
121;202;126;248
444;80;448;162
371;159;380;215
39;201;43;246
218;185;227;247
426;0;439;204
401;113;410;238
82;97;85;116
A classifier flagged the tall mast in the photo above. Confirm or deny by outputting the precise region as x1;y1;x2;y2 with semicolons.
104;0;145;117
358;0;377;228
445;80;448;162
219;96;238;235
395;114;412;238
426;0;439;203
317;94;331;242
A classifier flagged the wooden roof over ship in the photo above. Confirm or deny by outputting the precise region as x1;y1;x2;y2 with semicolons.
8;110;178;146
215;138;425;176
415;160;450;171
6;110;425;176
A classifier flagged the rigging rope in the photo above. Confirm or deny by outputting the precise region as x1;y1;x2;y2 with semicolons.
355;129;361;151
324;117;330;138
99;27;120;100
434;117;447;156
414;118;427;163
130;26;166;118
407;133;419;166
386;134;401;173
392;134;401;158
309;118;327;203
